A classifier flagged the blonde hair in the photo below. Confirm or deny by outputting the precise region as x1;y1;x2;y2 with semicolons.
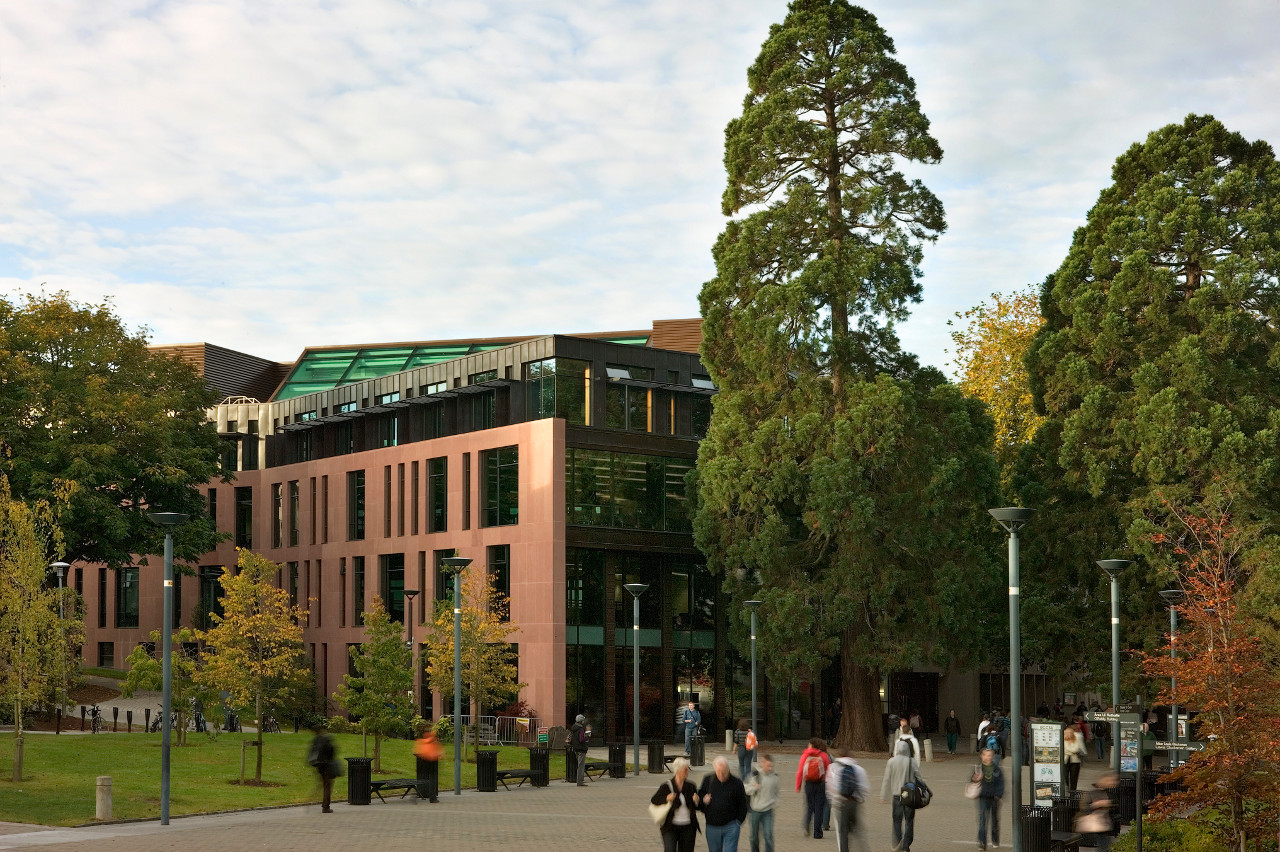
671;757;690;775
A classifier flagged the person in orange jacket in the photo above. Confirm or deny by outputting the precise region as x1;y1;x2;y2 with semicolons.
795;738;832;839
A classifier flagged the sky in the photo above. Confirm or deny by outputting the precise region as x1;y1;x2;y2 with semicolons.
2;1;1279;375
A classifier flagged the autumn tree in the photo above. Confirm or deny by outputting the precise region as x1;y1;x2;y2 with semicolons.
336;596;413;771
122;628;218;746
0;476;67;781
422;566;523;758
695;0;1002;751
948;287;1045;489
198;550;308;782
1142;493;1280;852
0;290;225;568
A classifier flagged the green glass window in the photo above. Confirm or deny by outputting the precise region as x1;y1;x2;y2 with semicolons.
488;544;510;622
288;481;300;546
605;366;652;431
525;358;589;424
348;470;365;541
115;567;140;628
434;549;457;603
380;553;405;624
481;446;519;527
235;486;253;548
271;483;283;548
470;369;498;384
243;420;259;469
471;391;495;430
353;556;365;626
199;566;225;622
428;457;447;533
565;449;694;532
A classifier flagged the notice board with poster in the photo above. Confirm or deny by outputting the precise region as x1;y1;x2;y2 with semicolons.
1030;720;1064;806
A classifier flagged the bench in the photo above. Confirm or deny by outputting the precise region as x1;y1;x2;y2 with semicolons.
661;754;679;772
582;761;614;781
494;769;537;790
1051;831;1084;852
369;779;420;802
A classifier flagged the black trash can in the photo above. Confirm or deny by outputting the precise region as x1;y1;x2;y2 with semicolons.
346;757;373;806
1113;776;1137;825
565;747;581;783
476;748;499;792
416;756;439;801
690;735;705;767
647;740;666;774
528;746;549;787
608;742;627;778
1049;795;1079;832
1019;805;1051;852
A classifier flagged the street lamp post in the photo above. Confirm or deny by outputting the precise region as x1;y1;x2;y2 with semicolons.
441;556;472;797
148;511;188;827
989;507;1034;852
744;601;761;738
49;562;70;734
624;583;648;777
404;588;419;711
1098;559;1131;778
1158;589;1182;768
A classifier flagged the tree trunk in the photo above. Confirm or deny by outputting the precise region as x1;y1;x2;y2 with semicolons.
254;693;263;782
374;734;382;772
836;634;884;752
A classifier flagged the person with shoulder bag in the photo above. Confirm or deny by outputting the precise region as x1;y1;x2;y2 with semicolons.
879;739;921;852
972;748;1005;851
733;718;753;779
827;749;870;852
743;754;779;852
307;724;338;814
651;757;701;852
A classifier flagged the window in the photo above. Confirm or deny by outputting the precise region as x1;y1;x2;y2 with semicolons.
172;574;182;630
411;462;420;535
428;457;447;533
462;453;471;529
347;470;366;541
207;488;217;526
221;420;239;471
384;466;392;538
692;374;715;389
288;562;299;608
235;486;253;548
336;421;354;455
605;365;653;431
380;554;405;624
98;642;115;669
288;481;300;546
243;420;260;469
469;369;498;384
525;358;589;424
471;391;495;430
199;566;225;624
691;397;712;438
424;404;444;439
297;430;313;462
481;446;519;527
299;410;318;422
488;545;510;622
565;449;694;532
271;483;283;548
116;567;140;628
376;391;401;405
434;549;457;603
378;413;399;447
353;556;366;626
337;401;357;413
97;567;107;628
421;381;446;396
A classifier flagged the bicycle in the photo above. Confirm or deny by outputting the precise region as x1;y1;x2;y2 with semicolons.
90;704;103;734
261;714;281;734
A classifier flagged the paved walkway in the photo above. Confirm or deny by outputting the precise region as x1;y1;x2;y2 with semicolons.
0;746;1120;851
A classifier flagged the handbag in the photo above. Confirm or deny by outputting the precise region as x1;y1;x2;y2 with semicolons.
964;780;981;799
649;783;673;825
1075;808;1111;833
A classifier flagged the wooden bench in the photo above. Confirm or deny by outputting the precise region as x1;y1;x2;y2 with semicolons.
661;754;679;773
494;769;537;790
369;778;420;802
1051;831;1084;852
582;761;613;781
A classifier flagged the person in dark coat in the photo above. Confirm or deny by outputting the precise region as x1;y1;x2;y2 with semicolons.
972;748;1005;851
652;757;701;852
308;725;337;813
699;756;749;852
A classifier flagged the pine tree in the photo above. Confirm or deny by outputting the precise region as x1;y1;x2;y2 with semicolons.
336;596;413;771
696;0;1000;751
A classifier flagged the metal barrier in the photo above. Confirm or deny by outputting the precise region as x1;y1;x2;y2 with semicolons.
495;716;544;746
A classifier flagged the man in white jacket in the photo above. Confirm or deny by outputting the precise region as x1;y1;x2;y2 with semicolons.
825;749;871;852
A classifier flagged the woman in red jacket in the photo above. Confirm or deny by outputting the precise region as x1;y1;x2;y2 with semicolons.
795;738;832;838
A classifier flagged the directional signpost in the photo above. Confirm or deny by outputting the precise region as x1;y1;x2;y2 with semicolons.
1153;740;1205;752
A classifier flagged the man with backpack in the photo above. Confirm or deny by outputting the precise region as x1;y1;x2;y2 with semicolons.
570;713;590;786
794;737;832;839
880;739;923;852
826;748;870;852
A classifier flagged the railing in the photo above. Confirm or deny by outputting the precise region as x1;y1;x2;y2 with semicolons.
495;716;543;746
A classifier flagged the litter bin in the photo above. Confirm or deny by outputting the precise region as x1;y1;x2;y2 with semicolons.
528;746;549;787
690;735;705;767
565;747;581;783
608;742;627;778
346;757;373;806
1019;805;1051;852
647;740;667;774
1049;796;1078;832
476;748;499;792
416;756;439;801
1113;777;1137;825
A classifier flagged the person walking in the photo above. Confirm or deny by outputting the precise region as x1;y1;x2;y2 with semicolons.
699;756;749;852
880;739;921;852
972;748;1005;851
733;718;753;779
413;727;443;802
889;716;919;759
570;713;590;786
795;737;832;838
1063;725;1087;792
307;724;337;813
827;748;871;852
1090;705;1108;761
944;710;962;755
743;753;779;852
652;757;701;852
680;701;701;756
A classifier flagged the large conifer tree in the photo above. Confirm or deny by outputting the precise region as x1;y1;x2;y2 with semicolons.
695;0;1000;750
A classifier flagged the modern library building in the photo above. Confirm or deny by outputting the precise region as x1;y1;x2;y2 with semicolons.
76;319;732;739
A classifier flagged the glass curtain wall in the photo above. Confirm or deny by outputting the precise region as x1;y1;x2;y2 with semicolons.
526;358;589;424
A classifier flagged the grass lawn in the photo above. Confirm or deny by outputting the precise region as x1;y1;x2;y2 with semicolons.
0;733;569;826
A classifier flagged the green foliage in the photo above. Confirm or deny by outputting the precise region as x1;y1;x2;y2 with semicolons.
696;0;998;751
1110;816;1225;852
335;596;413;770
1019;114;1280;682
122;627;219;747
0;290;226;568
197;550;308;781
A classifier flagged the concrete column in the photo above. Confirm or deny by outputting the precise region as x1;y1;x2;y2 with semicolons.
96;776;112;821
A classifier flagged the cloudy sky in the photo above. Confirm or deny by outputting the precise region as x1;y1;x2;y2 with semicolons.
2;1;1279;374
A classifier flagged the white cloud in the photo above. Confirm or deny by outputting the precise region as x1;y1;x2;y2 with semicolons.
1;0;1278;375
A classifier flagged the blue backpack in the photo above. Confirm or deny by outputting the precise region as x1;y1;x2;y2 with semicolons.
838;764;861;800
